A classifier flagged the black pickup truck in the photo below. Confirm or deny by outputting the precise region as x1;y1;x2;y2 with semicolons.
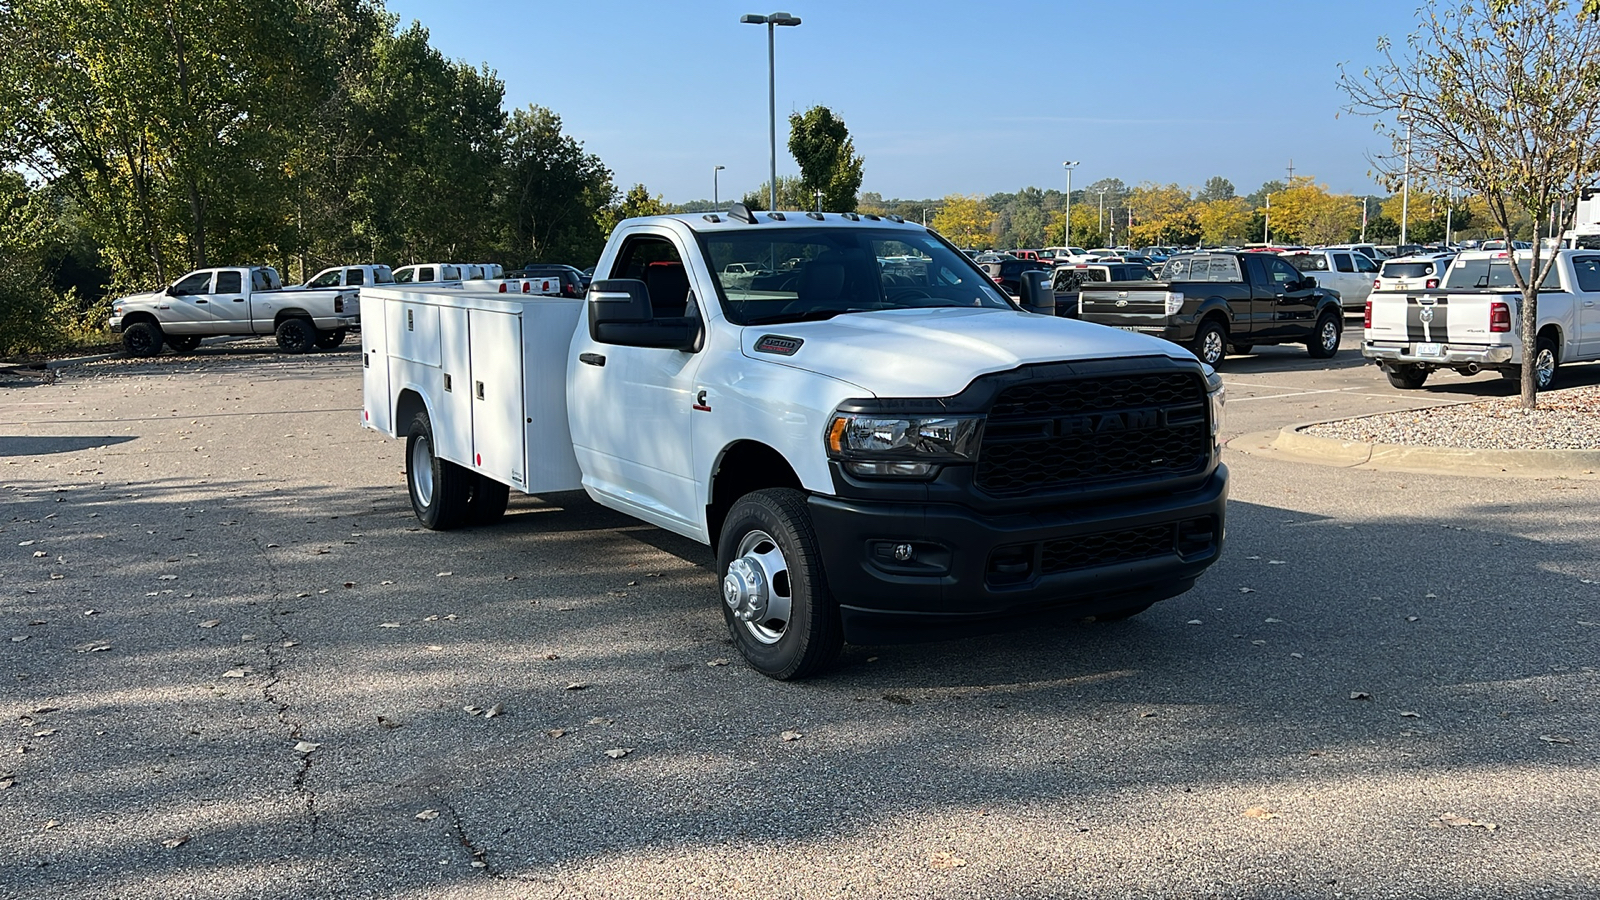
1077;251;1345;365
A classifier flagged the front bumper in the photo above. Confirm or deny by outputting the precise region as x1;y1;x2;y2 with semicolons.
107;316;123;334
808;465;1228;644
1363;341;1514;367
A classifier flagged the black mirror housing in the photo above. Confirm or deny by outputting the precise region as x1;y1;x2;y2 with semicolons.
1017;269;1055;315
587;278;700;351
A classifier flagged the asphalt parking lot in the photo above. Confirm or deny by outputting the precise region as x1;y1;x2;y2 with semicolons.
2;333;1597;899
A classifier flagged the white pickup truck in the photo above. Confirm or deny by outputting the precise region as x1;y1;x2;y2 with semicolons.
287;264;394;290
361;208;1229;679
109;266;360;356
1363;249;1600;388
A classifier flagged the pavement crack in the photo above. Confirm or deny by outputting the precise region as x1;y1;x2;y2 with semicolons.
253;533;322;838
430;791;495;876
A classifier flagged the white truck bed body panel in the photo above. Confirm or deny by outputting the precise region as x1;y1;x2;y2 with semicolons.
360;295;391;434
520;301;584;493
437;307;474;466
468;309;527;489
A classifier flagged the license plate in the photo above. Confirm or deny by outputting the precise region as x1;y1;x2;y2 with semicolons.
1415;342;1443;357
1117;326;1144;332
1395;281;1410;290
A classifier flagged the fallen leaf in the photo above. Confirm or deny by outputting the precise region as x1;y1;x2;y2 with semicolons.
463;706;482;715
546;728;567;738
587;717;612;725
707;658;729;667
1264;617;1284;624
43;819;60;830
10;636;28;643
74;641;111;653
161;836;188;849
1244;555;1260;560
882;693;913;705
1425;592;1438;599
1290;653;1304;659
1431;813;1497;832
604;748;633;759
1539;734;1574;745
566;682;589;691
379;622;401;628
780;730;802;742
1251;640;1267;646
1350;692;1372;701
376;716;401;730
33;729;56;737
1406;616;1420;622
929;851;966;870
157;574;177;580
1187;619;1204;625
415;809;440;821
293;741;320;753
0;779;13;790
343;582;355;588
32;706;57;714
436;571;452;577
1243;806;1280;820
543;653;560;660
380;580;394;585
33;551;46;558
221;668;248;678
484;703;504;719
282;640;299;648
1267;560;1286;565
1239;587;1255;594
1399;711;1421;718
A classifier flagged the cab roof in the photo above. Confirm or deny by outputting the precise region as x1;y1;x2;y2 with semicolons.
624;203;929;235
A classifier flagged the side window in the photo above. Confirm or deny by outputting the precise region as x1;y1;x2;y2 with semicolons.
1265;258;1300;286
441;266;460;281
1354;254;1379;273
1572;256;1600;292
308;270;341;288
1334;253;1355;273
418;267;435;282
612;235;692;316
347;269;365;286
214;271;242;294
173;272;212;295
394;268;413;284
1242;255;1268;286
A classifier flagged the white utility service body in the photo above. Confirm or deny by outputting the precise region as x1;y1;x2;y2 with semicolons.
361;210;1229;678
1363;248;1600;389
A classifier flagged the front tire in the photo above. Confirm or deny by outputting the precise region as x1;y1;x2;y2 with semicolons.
717;488;843;680
276;318;317;354
1306;311;1342;359
314;328;347;350
1384;363;1429;389
122;322;164;357
1192;320;1228;367
406;410;472;530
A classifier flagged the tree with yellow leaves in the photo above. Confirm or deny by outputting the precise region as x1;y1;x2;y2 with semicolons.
1268;177;1361;245
1126;183;1198;245
931;194;998;249
1194;197;1254;245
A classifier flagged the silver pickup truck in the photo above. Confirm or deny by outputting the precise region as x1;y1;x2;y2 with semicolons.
109;266;360;356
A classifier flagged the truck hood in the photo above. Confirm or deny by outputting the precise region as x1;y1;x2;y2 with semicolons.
739;307;1194;397
114;290;166;308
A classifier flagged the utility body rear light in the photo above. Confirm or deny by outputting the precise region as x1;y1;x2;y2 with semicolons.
1489;301;1511;333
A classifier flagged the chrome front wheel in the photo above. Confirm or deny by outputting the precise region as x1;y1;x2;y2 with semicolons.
723;529;793;645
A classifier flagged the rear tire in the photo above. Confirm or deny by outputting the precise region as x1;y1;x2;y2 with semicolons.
166;334;202;353
314;328;347;350
1192;320;1228;366
275;317;317;354
717;488;843;680
1534;335;1559;390
406;410;472;530
1306;311;1341;359
122;322;164;357
1384;363;1429;390
1229;342;1253;356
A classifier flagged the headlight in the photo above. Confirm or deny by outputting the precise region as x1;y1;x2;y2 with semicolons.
1204;366;1225;438
825;413;985;478
113;304;123;314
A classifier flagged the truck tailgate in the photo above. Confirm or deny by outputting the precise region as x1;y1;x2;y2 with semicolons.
1079;283;1174;328
1366;289;1510;346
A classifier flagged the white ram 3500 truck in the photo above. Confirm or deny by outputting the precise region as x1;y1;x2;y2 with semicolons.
109;266;360;355
361;208;1229;679
1363;248;1600;389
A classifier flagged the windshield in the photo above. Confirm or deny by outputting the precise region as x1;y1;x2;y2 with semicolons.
700;226;1012;326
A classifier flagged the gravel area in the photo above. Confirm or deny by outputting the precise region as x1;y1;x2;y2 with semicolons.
1305;384;1600;450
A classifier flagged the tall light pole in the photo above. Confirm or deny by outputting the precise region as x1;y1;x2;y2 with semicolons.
713;165;725;208
740;11;802;211
1361;196;1368;242
1399;114;1413;247
1062;161;1079;247
1096;190;1106;237
1264;194;1271;244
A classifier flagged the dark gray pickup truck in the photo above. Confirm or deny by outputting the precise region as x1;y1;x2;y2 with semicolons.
1078;252;1346;366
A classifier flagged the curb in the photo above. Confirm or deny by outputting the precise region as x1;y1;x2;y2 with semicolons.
46;352;120;370
1245;422;1600;477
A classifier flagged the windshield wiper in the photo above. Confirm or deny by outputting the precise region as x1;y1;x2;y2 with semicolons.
741;307;868;326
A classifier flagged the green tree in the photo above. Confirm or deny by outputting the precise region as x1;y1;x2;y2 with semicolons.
498;105;614;266
0;173;76;355
1342;0;1600;406
786;106;865;212
740;175;810;212
1197;176;1236;203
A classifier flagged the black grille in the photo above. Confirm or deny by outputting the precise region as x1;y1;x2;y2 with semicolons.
975;372;1208;494
1038;524;1175;574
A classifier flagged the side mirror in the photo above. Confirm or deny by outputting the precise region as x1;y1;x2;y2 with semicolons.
587;278;700;351
1301;275;1317;290
165;284;177;296
1017;269;1055;315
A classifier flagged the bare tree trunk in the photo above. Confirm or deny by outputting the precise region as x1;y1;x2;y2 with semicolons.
1520;284;1538;409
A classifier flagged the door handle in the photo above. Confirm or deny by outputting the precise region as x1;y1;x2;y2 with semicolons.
1274;293;1285;300
194;299;208;304
579;352;606;367
234;298;245;302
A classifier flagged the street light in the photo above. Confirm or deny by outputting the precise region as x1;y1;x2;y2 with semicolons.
740;11;802;212
1399;113;1413;248
1062;161;1079;247
713;165;725;208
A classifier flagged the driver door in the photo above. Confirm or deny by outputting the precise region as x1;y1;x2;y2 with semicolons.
163;271;216;334
1261;255;1318;338
567;228;708;534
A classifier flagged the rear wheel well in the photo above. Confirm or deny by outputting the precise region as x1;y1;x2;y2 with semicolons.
275;309;313;327
1538;324;1562;362
395;389;427;434
706;441;802;547
1200;309;1230;333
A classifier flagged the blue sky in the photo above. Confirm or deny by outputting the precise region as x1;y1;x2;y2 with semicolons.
386;0;1418;202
